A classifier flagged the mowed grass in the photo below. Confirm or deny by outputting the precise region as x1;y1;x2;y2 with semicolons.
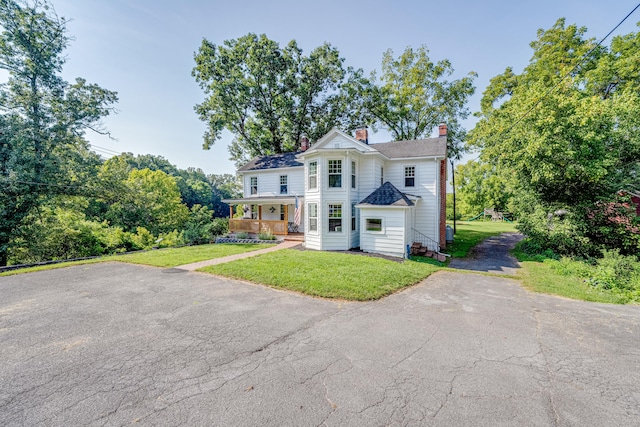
0;243;273;275
201;249;439;300
446;221;518;258
111;243;273;267
516;260;629;304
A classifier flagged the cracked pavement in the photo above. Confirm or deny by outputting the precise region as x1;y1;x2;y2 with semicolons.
1;263;639;426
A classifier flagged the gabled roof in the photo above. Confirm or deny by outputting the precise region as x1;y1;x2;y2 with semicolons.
297;128;378;157
371;137;446;159
238;151;303;172
358;182;417;207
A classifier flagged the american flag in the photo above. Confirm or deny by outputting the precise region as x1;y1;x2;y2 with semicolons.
294;195;301;226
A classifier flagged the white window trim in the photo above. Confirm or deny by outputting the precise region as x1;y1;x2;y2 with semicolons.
327;202;343;233
308;161;318;192
403;165;416;188
250;176;258;195
364;217;384;234
279;175;288;195
307;202;318;234
327;159;343;189
351;160;357;189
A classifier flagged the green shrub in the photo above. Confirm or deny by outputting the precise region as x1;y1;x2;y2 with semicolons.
210;217;229;237
235;232;250;239
257;229;276;240
157;230;185;248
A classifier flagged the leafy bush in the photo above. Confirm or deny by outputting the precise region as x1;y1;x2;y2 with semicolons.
542;250;640;303
157;230;185;248
235;232;250;239
210;217;229;237
257;229;276;240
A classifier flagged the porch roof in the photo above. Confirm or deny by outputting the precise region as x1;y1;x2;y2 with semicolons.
222;196;304;205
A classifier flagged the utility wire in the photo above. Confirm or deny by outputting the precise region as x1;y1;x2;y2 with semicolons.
468;2;640;164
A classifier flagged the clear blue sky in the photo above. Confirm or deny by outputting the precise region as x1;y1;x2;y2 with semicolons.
50;0;640;175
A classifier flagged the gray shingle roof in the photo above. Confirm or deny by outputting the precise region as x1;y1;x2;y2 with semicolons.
238;152;303;172
358;182;416;207
370;136;446;159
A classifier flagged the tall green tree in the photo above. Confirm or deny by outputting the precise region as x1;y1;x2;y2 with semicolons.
364;46;476;158
192;33;369;165
471;19;640;255
0;0;118;265
105;168;188;235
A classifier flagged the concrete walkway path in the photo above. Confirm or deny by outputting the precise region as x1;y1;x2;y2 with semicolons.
175;240;301;271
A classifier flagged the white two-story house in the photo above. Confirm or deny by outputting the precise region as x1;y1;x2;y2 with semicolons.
224;125;448;258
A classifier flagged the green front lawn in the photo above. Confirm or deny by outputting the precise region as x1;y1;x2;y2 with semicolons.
516;260;631;304
0;243;273;275
201;249;438;300
111;243;273;267
446;221;518;258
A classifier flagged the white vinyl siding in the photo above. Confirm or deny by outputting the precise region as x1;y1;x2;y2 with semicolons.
359;208;407;258
242;169;304;197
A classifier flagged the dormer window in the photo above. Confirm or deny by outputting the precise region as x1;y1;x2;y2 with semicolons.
328;160;342;188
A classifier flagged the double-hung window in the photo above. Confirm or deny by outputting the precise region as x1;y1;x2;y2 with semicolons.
308;203;318;232
328;160;342;188
280;175;288;194
351;203;356;231
351;161;356;189
308;161;317;190
404;166;415;187
328;204;342;232
250;176;258;195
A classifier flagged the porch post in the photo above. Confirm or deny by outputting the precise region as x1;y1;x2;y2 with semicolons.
284;204;289;235
229;205;233;218
258;205;262;220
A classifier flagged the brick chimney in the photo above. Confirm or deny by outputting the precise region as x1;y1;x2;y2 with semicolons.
355;126;368;144
300;134;310;151
439;123;447;138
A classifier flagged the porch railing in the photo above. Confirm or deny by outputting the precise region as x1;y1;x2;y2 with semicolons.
229;219;288;235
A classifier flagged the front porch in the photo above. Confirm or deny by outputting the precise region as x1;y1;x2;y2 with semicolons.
223;196;304;236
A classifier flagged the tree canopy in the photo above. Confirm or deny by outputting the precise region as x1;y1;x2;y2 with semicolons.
470;19;640;256
0;0;117;265
193;33;369;166
364;46;476;159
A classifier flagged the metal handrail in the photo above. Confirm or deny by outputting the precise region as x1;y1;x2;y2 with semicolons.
411;228;440;253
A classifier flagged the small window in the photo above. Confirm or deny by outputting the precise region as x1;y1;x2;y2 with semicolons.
404;166;415;187
351;161;356;189
308;161;317;190
251;204;258;219
250;176;258;195
366;218;383;232
280;205;285;221
308;203;318;232
380;166;384;186
351;203;356;231
328;203;342;232
280;175;288;194
328;160;342;188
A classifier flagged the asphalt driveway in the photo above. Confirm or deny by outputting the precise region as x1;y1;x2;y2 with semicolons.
1;263;639;426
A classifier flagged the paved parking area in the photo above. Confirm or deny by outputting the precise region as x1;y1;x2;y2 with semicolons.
1;263;639;426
